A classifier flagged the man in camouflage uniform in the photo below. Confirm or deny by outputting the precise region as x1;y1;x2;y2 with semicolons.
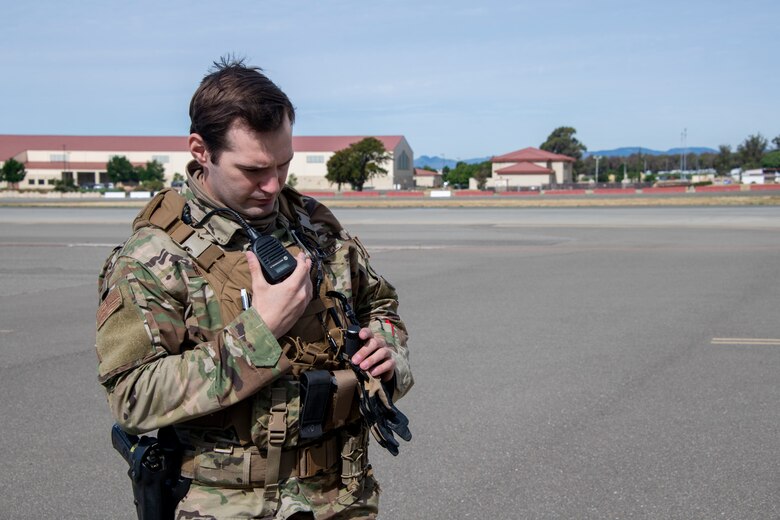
96;58;413;519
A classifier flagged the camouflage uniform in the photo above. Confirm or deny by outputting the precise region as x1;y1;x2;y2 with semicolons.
96;173;413;519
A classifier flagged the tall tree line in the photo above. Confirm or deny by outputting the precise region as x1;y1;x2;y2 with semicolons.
565;131;780;181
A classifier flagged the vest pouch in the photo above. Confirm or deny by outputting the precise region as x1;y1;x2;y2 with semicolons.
203;250;252;326
251;379;301;450
299;370;333;441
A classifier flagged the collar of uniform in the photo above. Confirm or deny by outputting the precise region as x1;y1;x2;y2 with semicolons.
183;163;245;246
184;160;286;246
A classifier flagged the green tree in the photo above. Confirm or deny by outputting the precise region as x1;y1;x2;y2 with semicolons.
442;160;491;189
772;135;780;151
646;154;665;173
1;158;27;189
325;149;353;191
737;134;768;169
714;145;733;175
137;160;165;183
473;162;491;190
136;160;166;191
443;161;471;187
107;156;139;185
762;151;780;169
540;126;588;177
326;137;390;191
697;152;716;171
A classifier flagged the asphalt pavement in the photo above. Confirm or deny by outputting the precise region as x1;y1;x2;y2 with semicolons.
0;206;778;519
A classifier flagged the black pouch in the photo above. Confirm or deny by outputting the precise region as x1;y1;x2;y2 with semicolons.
299;370;333;440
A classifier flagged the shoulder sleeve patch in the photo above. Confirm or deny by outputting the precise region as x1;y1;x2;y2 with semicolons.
96;285;122;330
95;280;158;382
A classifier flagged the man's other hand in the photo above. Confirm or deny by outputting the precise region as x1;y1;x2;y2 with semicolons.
351;329;396;382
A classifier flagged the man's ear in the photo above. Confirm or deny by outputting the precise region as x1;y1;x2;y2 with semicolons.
189;133;210;166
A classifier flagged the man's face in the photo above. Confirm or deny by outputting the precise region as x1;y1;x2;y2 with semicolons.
192;118;294;219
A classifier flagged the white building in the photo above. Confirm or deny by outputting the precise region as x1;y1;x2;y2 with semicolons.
737;168;777;185
484;147;574;189
288;136;414;190
0;134;414;191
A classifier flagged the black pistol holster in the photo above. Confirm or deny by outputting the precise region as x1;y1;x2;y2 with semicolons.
111;424;191;520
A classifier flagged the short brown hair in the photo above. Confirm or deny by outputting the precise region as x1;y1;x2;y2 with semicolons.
189;56;296;163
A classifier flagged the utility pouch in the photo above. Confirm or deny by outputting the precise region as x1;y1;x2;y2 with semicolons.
299;370;333;440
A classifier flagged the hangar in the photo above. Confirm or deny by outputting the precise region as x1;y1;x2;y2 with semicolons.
0;134;415;191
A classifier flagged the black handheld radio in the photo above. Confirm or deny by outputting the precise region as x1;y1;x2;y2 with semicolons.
182;205;296;284
247;230;297;284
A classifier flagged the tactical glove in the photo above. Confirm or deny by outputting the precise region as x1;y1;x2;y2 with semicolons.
357;374;412;456
324;293;413;456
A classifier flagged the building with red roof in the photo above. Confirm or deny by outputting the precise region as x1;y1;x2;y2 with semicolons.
413;167;442;188
486;147;574;189
288;135;413;190
0;134;414;191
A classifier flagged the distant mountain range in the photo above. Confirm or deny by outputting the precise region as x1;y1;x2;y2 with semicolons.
584;146;718;158
414;155;490;170
414;147;718;169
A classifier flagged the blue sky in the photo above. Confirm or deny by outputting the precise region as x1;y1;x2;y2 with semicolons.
1;0;777;158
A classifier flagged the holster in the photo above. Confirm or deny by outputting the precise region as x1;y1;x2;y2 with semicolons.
112;425;191;520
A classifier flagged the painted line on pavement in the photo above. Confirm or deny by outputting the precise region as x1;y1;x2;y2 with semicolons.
711;338;780;346
369;245;448;252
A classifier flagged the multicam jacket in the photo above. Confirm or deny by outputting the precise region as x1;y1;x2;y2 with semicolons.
96;181;413;445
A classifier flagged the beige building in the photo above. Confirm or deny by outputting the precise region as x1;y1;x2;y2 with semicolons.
413;167;442;188
483;147;574;190
0;134;414;191
287;136;414;190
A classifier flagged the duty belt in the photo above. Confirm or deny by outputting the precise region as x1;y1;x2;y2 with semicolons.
180;435;341;489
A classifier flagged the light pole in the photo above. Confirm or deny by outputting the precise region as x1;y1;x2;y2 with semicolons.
594;155;602;184
680;128;687;180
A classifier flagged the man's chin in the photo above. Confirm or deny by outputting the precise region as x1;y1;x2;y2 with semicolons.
241;201;276;219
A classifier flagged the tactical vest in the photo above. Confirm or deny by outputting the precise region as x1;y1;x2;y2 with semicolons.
132;188;361;450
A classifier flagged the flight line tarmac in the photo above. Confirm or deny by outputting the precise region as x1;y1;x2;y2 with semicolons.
0;206;778;519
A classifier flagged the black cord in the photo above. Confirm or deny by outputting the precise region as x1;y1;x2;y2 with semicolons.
182;203;326;289
182;205;260;241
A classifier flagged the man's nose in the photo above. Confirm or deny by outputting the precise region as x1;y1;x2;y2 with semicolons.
258;171;281;192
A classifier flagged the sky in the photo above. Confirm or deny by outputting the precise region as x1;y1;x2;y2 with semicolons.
1;0;777;159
